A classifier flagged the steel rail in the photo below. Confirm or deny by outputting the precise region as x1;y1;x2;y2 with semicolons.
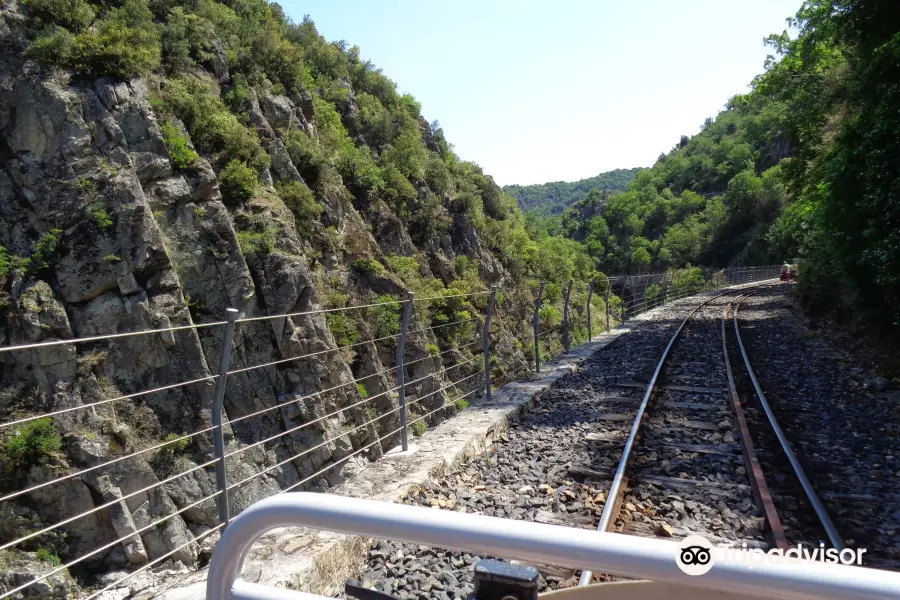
722;292;789;550
577;287;752;586
733;290;845;550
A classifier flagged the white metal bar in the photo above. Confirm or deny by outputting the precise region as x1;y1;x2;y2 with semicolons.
416;290;492;301
226;333;400;376
206;493;900;600
0;320;227;354
0;374;217;429
0;424;215;503
233;298;409;325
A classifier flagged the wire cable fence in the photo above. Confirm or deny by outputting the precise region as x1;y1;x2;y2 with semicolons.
0;266;779;597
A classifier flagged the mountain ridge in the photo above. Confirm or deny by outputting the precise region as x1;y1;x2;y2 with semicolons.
503;167;639;214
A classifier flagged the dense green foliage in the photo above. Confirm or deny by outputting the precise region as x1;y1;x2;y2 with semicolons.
27;229;63;276
219;160;258;203
521;88;796;275
161;122;199;170
504;168;638;214
370;295;402;338
1;418;62;489
24;0;161;77
533;1;900;333
761;1;900;331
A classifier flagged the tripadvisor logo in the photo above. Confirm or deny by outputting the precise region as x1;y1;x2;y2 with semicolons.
675;534;866;575
677;535;715;575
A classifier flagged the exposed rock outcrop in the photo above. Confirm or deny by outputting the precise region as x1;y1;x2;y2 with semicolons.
0;2;534;594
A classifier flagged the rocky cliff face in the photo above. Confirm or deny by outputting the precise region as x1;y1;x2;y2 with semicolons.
0;1;533;591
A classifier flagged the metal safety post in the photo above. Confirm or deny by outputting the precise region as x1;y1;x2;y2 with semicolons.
605;279;611;332
483;286;497;402
563;280;573;353
395;292;415;451
662;271;670;306
212;308;239;529
532;282;545;373
586;283;594;341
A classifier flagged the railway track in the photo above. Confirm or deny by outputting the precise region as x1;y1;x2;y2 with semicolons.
574;288;785;587
734;288;900;569
352;284;843;599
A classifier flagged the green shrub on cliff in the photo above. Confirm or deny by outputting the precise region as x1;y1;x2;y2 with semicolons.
0;248;10;278
326;312;361;347
26;0;161;77
0;418;62;489
162;122;199;170
219;160;257;203
276;180;323;233
371;295;402;338
23;0;95;33
351;258;386;276
162;76;269;171
26;229;62;276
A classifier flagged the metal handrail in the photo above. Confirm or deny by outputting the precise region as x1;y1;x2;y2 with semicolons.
206;493;900;600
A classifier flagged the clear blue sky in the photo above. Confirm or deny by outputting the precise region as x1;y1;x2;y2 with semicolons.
279;1;802;186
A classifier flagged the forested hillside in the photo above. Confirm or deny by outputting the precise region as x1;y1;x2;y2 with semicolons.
529;1;900;335
0;0;603;581
503;168;637;214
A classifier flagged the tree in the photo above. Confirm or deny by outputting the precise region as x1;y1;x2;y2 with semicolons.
631;247;651;271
